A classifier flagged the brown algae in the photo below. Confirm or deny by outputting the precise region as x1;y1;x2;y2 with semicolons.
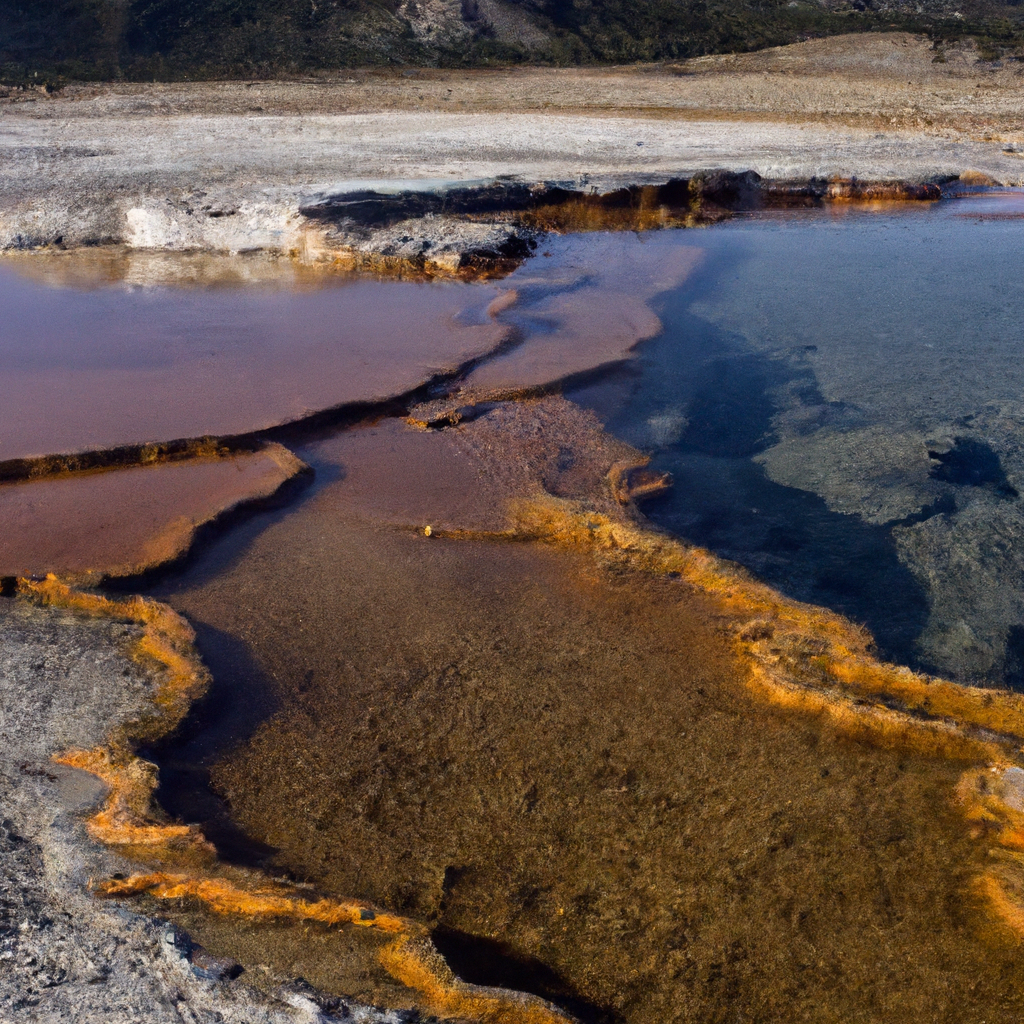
71;407;1024;1024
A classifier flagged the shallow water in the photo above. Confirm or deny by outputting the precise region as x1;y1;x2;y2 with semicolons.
0;239;699;464
8;194;1024;1021
147;411;1020;1024
570;191;1024;685
0;260;509;461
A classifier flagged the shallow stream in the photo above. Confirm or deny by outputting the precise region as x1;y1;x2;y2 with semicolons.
5;190;1024;1022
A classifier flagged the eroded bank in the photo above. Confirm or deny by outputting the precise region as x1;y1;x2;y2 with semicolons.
9;192;1024;1023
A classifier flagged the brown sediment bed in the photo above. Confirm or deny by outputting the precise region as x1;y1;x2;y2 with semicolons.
14;438;1024;1019
11;213;1024;1019
63;398;1024;1023
0;443;309;583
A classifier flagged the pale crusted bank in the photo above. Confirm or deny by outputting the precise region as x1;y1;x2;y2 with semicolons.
1;34;1022;262
0;593;405;1024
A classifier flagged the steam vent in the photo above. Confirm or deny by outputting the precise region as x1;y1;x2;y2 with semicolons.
6;22;1024;1024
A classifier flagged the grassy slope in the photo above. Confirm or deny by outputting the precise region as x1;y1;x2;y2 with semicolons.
1;0;1022;81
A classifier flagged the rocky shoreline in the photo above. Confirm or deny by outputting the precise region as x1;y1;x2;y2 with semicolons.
0;170;960;280
7;32;1024;1023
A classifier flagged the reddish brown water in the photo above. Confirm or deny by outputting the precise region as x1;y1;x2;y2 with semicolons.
464;237;703;393
0;264;510;462
0;445;301;579
0;235;705;465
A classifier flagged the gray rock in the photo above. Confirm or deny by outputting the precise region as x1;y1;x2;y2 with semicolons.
0;596;395;1023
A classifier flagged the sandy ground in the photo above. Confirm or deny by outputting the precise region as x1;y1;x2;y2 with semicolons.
2;33;1023;255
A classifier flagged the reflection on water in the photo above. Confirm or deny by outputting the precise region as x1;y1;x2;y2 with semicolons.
0;236;702;465
1;247;358;290
0;260;510;461
571;191;1024;686
9;193;1024;1021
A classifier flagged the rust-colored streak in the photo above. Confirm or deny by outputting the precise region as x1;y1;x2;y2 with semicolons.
24;576;213;855
975;872;1024;939
380;935;572;1024
53;747;197;848
22;573;577;1023
95;872;570;1023
511;495;1024;756
487;493;1024;938
96;873;413;934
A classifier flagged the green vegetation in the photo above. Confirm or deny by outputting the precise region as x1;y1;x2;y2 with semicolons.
1;0;1023;82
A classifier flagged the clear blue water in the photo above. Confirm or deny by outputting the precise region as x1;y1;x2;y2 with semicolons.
569;192;1024;685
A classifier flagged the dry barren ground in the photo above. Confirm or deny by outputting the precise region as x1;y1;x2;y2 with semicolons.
1;32;1023;258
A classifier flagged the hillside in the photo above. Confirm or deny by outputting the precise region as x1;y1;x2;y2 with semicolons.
2;0;1024;82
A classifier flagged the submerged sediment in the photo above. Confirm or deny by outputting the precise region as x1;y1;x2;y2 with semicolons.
8;149;1024;1019
13;390;1024;1021
0;583;412;1023
2;576;581;1020
25;395;1015;1022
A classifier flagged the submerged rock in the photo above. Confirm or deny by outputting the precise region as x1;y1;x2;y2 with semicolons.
607;461;673;504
